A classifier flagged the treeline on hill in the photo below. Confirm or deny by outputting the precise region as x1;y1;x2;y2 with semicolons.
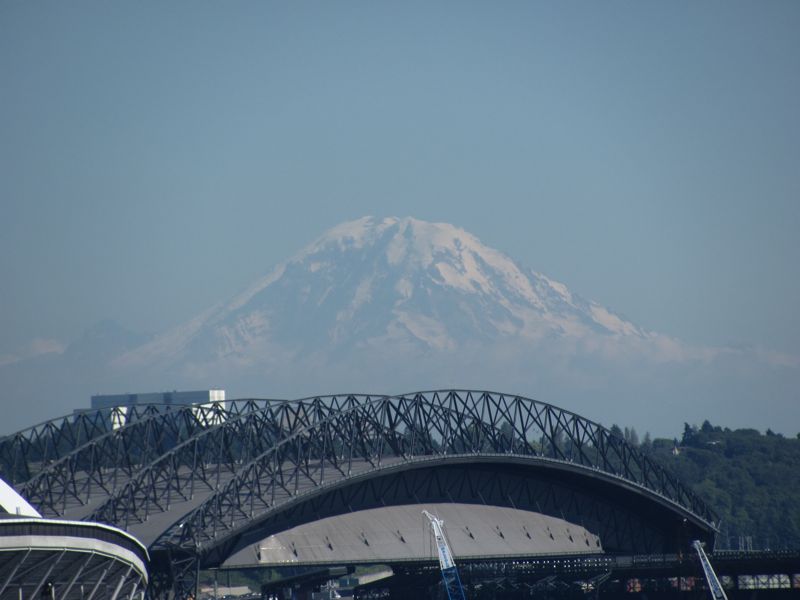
614;421;800;551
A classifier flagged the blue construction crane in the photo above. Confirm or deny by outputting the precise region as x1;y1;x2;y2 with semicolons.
692;540;728;600
423;510;467;600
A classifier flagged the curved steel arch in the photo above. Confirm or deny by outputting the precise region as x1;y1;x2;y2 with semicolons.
19;402;243;517
0;404;170;485
10;401;275;518
86;394;386;531
3;390;718;599
210;454;703;566
146;390;717;598
3;396;385;523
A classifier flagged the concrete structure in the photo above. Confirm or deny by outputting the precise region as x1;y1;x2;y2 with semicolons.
0;478;148;599
91;389;225;409
227;503;602;567
0;390;718;599
89;390;227;429
0;479;40;518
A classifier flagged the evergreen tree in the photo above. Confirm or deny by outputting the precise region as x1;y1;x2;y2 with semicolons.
641;432;652;452
682;422;697;445
649;423;800;550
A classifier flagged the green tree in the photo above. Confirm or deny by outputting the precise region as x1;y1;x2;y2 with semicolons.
624;426;639;447
650;423;800;550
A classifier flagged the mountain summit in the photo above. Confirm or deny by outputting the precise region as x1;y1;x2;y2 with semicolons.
117;217;646;370
3;216;798;436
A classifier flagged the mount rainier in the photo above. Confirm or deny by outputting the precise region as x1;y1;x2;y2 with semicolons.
2;216;797;435
116;216;659;370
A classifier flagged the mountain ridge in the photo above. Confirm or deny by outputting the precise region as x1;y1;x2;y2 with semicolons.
2;216;799;436
114;216;652;371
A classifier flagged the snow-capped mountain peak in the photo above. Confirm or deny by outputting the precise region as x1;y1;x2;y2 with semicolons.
116;217;645;369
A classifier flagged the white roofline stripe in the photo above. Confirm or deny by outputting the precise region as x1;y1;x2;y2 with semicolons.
0;478;41;518
0;517;149;559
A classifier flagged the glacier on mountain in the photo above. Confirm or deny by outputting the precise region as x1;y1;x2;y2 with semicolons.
115;216;661;370
3;216;799;437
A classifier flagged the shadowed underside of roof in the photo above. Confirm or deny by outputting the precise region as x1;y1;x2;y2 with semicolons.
0;517;149;600
224;503;602;567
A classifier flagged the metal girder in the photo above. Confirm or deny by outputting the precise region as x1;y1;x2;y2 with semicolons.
0;405;166;485
5;397;385;521
0;549;143;600
86;395;381;529
161;391;713;549
12;401;268;517
139;391;716;598
231;461;680;560
2;390;718;600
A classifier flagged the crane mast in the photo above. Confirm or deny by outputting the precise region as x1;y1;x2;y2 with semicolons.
422;510;467;600
692;540;728;600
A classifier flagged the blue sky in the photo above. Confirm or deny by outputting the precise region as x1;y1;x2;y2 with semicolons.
2;1;799;361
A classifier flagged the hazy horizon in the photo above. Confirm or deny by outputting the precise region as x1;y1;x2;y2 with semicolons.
2;3;798;435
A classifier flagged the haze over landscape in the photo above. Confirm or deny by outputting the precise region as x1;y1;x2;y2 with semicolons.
1;3;799;437
1;216;798;437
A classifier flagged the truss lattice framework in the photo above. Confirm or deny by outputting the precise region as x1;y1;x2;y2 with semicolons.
1;391;718;599
6;401;268;516
1;392;715;528
0;402;268;487
153;391;715;552
86;395;381;527
0;396;383;521
0;404;170;485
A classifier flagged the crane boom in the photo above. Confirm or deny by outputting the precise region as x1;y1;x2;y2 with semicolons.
692;540;728;600
422;510;466;600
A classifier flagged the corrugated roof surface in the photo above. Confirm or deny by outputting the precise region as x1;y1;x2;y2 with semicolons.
225;503;602;567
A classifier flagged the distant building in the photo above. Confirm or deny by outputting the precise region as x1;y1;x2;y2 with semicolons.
91;389;225;409
90;389;227;429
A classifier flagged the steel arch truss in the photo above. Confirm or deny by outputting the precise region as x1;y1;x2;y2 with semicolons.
2;397;380;521
212;461;679;561
2;390;718;599
143;391;716;597
86;395;382;529
5;402;269;518
0;404;173;486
